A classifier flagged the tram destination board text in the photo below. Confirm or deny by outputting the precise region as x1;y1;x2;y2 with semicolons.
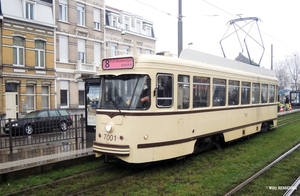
102;57;134;70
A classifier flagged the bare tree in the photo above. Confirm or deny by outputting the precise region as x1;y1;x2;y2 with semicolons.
274;52;300;90
274;60;290;88
285;53;300;90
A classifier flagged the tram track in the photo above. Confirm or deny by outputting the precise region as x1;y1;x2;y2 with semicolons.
283;176;300;196
224;142;300;196
2;111;300;195
60;111;300;196
66;169;140;196
1;165;115;196
224;110;300;196
277;110;300;127
2;160;151;196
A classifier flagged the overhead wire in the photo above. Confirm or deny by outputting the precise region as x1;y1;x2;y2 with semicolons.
133;0;297;52
133;0;178;18
202;0;298;52
134;0;218;19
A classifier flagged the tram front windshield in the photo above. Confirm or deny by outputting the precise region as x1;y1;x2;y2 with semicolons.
99;74;150;110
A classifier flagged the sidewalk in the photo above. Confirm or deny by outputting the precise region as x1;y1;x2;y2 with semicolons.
0;148;94;174
0;131;96;174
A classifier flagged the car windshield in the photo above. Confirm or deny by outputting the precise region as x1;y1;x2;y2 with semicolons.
99;74;150;110
22;111;39;119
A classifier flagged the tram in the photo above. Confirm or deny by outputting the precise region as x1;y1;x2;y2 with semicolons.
93;49;278;163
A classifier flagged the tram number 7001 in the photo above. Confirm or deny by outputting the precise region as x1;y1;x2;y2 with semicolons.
104;134;117;141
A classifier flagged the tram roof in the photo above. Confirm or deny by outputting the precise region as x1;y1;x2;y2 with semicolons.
179;49;275;77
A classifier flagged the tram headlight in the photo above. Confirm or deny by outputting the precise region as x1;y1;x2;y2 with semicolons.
105;122;113;133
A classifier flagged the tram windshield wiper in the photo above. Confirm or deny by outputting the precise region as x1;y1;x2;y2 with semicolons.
106;93;125;116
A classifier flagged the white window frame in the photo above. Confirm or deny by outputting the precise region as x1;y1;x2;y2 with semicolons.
147;27;151;36
78;39;85;63
78;82;85;107
125;17;130;30
110;43;118;57
59;35;68;62
59;0;68;22
124;45;130;55
93;8;100;30
112;18;117;27
60;81;69;108
13;37;25;66
94;42;101;66
42;86;50;109
25;1;35;20
35;40;45;68
136;20;141;33
77;4;85;26
78;52;85;63
26;85;35;112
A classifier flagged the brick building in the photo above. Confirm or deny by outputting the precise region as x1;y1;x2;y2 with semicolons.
55;0;106;114
1;0;56;119
0;0;156;119
55;1;156;115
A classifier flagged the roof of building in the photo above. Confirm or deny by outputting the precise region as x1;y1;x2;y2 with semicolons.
235;53;259;66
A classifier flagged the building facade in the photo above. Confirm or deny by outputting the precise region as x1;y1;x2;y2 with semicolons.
105;6;156;58
55;0;106;114
55;1;156;115
1;0;56;119
0;0;156;119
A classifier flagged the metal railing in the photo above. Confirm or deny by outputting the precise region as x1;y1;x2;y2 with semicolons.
0;114;85;157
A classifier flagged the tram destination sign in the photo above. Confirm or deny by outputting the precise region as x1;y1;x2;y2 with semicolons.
102;57;134;70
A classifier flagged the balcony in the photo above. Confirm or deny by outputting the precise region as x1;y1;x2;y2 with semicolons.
75;60;98;79
75;60;98;73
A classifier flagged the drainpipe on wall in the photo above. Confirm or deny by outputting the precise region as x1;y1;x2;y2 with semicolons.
53;0;57;109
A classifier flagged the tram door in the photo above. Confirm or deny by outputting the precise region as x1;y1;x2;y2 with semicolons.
84;78;101;132
5;93;18;119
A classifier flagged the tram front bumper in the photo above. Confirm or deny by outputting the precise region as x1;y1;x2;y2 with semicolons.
93;141;130;155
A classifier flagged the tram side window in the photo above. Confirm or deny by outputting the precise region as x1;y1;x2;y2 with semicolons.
156;74;173;107
177;75;190;109
269;85;275;103
261;84;268;103
275;85;278;102
228;80;239;105
193;76;210;108
213;78;226;106
252;83;260;104
241;82;250;104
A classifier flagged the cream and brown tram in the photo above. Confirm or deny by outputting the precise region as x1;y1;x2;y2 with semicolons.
93;49;278;163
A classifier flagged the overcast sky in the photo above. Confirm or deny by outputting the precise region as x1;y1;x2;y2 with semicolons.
106;0;300;69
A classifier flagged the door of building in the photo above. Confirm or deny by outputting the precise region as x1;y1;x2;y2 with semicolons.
5;92;18;119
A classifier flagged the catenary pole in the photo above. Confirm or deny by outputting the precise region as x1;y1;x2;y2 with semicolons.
178;0;183;57
271;44;273;70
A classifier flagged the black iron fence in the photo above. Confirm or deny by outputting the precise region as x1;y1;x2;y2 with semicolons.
0;114;85;153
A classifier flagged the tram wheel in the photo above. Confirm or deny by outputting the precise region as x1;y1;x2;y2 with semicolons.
261;122;270;132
